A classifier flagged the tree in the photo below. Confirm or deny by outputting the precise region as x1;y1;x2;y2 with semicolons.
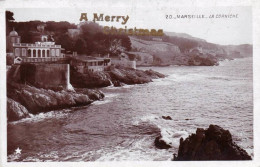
6;11;15;35
56;34;74;52
6;11;14;22
74;38;87;54
121;35;131;51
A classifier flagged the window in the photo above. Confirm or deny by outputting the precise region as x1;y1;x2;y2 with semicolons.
28;49;31;57
33;50;36;57
51;49;55;57
56;49;60;56
42;50;45;57
38;50;41;58
22;48;26;57
15;48;20;57
11;37;15;43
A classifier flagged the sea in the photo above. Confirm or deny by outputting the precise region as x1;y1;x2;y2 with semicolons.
7;57;253;161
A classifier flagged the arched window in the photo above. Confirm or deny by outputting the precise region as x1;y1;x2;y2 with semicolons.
38;50;41;57
28;49;31;57
42;50;45;57
47;50;50;57
33;50;36;57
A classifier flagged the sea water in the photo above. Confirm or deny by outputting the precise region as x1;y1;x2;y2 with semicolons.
7;57;253;161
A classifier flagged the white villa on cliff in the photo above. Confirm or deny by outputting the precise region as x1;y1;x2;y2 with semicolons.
7;28;65;64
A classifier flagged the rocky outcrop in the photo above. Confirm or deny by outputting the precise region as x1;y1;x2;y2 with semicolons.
174;125;252;160
187;55;218;66
155;135;172;149
70;68;111;88
7;82;104;115
70;66;165;88
7;98;30;121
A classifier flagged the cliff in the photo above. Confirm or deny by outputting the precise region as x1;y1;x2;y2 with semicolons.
130;37;220;66
131;33;252;66
130;37;182;66
173;125;252;160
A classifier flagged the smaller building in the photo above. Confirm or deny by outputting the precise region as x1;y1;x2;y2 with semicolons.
110;53;136;69
70;56;111;73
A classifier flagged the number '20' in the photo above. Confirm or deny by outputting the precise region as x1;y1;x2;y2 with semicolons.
166;15;173;19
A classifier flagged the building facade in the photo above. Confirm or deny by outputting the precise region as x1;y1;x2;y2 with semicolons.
70;56;111;73
10;30;65;64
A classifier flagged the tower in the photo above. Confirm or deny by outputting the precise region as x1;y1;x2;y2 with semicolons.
7;28;21;53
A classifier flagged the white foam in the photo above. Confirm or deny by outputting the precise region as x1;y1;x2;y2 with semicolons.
105;93;118;98
132;115;159;125
159;128;189;148
9;110;69;125
95;138;172;161
92;100;111;105
122;84;135;89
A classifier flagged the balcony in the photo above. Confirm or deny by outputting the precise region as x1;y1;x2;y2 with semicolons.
13;43;61;48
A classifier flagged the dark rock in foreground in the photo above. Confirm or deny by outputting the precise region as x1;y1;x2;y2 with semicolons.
155;135;172;149
174;125;252;160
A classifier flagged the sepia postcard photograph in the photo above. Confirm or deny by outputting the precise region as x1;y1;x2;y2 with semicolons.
0;0;260;167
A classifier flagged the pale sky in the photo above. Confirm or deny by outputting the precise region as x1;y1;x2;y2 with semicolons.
8;7;252;45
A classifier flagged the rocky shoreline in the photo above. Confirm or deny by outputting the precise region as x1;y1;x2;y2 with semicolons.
7;66;165;122
70;65;165;88
7;83;105;121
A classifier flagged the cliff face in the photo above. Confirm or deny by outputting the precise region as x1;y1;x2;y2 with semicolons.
130;37;182;65
174;125;252;160
130;37;222;66
222;44;253;58
133;32;253;66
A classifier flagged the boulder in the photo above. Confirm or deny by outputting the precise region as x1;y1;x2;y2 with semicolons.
7;98;30;121
174;125;252;160
154;135;172;149
113;80;123;87
162;116;172;120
